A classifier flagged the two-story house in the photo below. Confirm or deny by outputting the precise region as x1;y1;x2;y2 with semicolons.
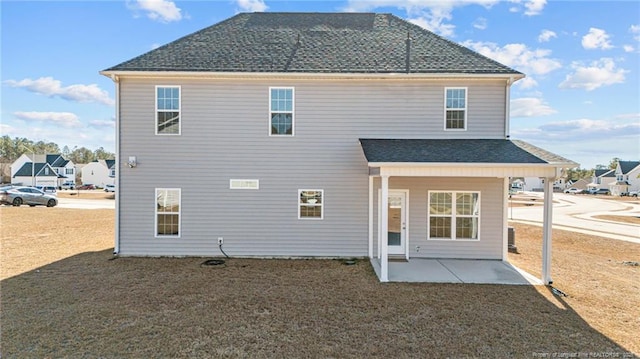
11;153;75;188
589;168;616;192
101;12;577;283
611;160;640;195
81;159;116;188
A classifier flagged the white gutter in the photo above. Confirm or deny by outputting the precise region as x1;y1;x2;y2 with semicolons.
111;74;121;255
99;70;525;81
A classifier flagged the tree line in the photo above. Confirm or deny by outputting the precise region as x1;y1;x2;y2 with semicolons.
0;136;115;164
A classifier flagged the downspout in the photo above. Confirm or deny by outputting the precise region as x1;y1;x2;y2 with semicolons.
111;74;121;255
505;77;513;139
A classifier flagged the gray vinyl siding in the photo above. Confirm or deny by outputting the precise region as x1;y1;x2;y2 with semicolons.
117;77;507;257
372;177;505;260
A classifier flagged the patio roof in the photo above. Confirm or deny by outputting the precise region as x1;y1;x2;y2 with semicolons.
359;138;577;166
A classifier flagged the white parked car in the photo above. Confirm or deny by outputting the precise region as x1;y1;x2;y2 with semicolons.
35;185;57;195
563;188;582;194
60;181;75;190
104;184;116;192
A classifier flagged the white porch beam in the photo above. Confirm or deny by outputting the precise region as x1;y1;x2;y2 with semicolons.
380;175;389;282
368;176;374;259
542;177;554;284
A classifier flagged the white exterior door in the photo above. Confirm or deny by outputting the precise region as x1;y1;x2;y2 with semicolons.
387;190;407;255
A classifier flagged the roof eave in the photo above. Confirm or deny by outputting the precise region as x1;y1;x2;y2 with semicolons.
99;70;524;81
366;161;578;168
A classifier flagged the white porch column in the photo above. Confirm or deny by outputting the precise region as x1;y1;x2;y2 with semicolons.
502;177;509;261
368;176;374;258
542;177;554;284
380;175;389;282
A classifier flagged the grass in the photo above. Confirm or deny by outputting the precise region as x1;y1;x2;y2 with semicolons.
1;205;638;358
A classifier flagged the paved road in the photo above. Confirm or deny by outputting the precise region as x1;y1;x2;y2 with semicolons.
509;192;640;243
57;197;115;209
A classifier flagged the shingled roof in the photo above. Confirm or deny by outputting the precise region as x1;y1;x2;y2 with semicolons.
359;139;577;166
618;160;640;174
104;12;522;75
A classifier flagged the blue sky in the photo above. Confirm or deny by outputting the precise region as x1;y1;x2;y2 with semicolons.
2;0;638;169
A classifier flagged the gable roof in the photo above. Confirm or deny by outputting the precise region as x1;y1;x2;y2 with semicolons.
13;163;58;177
103;12;522;76
595;169;615;177
359;139;577;166
618;160;640;174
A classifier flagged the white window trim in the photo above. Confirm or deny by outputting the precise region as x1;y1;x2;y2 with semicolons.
269;87;295;136
427;190;480;241
155;85;181;136
298;189;323;220
443;87;467;131
230;179;260;190
155;188;181;238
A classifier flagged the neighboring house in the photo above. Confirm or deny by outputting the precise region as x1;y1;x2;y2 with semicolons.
10;153;75;187
510;178;524;191
610;160;640;196
81;160;116;187
589;169;615;191
522;177;566;192
100;12;577;283
566;178;589;192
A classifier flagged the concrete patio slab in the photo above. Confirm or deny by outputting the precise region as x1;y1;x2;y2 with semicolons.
370;258;542;285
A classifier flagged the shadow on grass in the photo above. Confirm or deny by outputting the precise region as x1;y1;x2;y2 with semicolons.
1;250;634;358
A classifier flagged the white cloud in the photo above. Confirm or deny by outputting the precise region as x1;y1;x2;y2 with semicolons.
630;24;640;41
582;27;613;50
462;41;562;79
623;45;635;52
524;0;546;16
538;29;556;42
0;123;14;135
510;97;556;117
4;77;114;106
89;119;116;128
511;116;640;168
516;77;538;89
128;0;183;23
559;58;627;91
13;111;82;128
473;17;487;30
235;0;268;12
537;119;640;140
344;0;499;37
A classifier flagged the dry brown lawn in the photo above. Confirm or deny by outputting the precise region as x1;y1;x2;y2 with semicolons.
1;205;638;358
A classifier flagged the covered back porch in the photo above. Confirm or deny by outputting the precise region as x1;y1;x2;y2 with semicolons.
360;139;578;284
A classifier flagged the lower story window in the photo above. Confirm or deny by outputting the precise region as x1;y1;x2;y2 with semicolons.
428;191;479;240
299;189;323;219
156;188;181;237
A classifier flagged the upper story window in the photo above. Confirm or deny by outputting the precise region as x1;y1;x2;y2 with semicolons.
156;86;181;135
444;87;467;130
66;168;73;175
270;87;294;136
